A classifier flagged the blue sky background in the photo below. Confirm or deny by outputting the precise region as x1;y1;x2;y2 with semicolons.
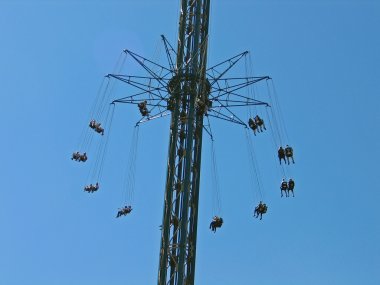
1;0;379;284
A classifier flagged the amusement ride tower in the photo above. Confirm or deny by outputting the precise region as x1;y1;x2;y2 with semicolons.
77;1;272;284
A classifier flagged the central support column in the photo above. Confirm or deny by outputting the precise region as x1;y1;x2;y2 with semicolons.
158;1;211;285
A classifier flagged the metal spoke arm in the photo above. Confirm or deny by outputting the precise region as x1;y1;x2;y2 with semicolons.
113;98;168;107
206;51;248;85
206;111;247;127
135;110;171;126
210;77;270;99
211;76;271;93
124;49;172;73
206;51;248;72
206;76;270;108
161;35;177;72
108;74;169;100
207;105;247;126
212;99;268;107
210;92;268;106
124;49;172;88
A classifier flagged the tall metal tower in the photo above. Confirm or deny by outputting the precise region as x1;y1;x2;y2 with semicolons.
157;1;211;284
156;1;268;284
88;0;269;284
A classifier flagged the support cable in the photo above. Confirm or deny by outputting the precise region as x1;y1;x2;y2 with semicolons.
269;79;291;144
207;119;222;217
96;103;116;182
244;128;265;202
122;126;140;204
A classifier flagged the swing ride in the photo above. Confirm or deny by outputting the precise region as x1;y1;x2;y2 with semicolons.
72;1;296;284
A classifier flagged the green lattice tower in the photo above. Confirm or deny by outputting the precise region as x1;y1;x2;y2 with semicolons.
158;1;211;284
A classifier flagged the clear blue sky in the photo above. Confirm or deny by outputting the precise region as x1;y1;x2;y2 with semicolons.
1;0;379;284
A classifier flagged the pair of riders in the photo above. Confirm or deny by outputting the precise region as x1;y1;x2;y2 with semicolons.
254;201;268;220
278;145;294;165
138;100;149;116
84;182;99;193
89;120;104;135
116;205;133;218
72;151;87;162
248;115;266;135
209;216;223;232
280;178;295;197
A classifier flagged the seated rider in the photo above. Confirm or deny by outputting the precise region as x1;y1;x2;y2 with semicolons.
280;179;288;191
248;118;258;135
261;203;268;214
138;101;146;109
138;100;149;116
278;147;286;165
285;145;294;164
215;216;223;227
80;152;87;162
88;182;99;192
254;201;267;220
89;120;96;129
95;125;104;135
257;201;264;212
288;178;295;191
288;178;295;197
280;178;288;197
124;205;132;214
209;216;223;233
254;115;266;132
72;151;80;160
